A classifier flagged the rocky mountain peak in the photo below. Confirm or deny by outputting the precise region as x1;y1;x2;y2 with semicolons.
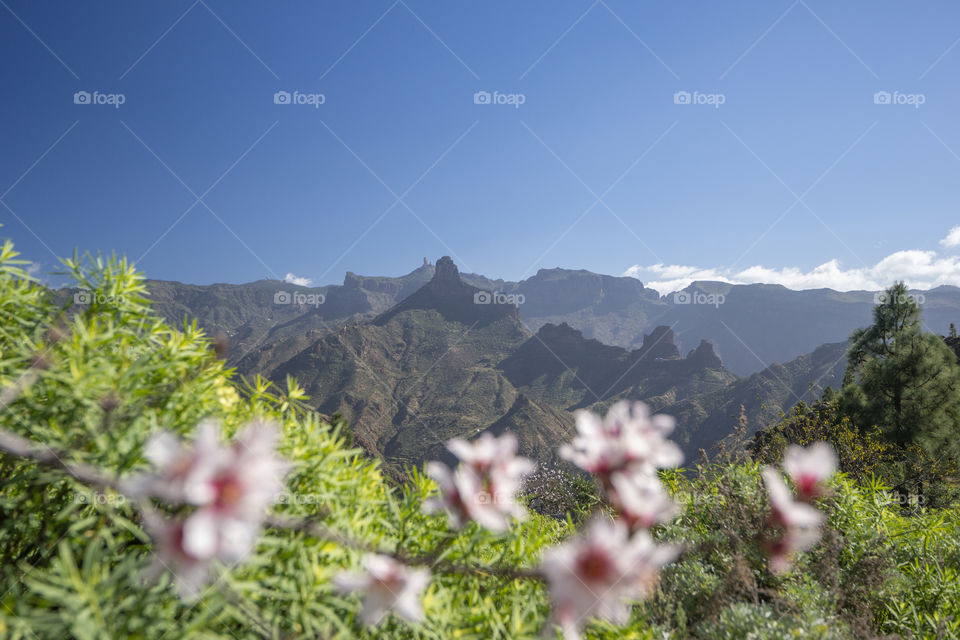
431;256;460;285
639;326;680;360
687;340;722;368
375;256;521;328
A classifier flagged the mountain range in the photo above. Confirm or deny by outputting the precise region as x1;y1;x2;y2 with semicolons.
137;257;896;469
145;259;960;379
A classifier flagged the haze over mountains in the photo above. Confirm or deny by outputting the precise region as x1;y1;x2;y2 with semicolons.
132;256;960;469
146;257;960;377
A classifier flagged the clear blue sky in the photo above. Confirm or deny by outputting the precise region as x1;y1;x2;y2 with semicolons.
2;0;960;291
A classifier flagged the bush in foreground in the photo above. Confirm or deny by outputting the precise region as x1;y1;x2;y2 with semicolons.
0;243;958;638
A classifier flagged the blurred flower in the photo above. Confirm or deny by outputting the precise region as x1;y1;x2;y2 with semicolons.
446;431;507;475
782;442;837;499
142;512;212;600
128;420;223;503
135;420;291;569
540;519;677;640
559;401;682;478
608;471;678;530
425;463;526;532
629;530;682;597
334;554;431;626
425;432;534;531
424;461;470;528
761;467;826;573
447;432;533;482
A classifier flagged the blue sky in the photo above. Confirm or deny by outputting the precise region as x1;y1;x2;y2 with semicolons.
2;0;960;292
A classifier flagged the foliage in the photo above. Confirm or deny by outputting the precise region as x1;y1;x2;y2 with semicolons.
0;246;566;639
1;243;960;639
521;465;604;523
752;392;960;510
841;282;960;462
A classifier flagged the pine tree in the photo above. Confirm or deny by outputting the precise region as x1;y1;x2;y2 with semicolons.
841;282;960;460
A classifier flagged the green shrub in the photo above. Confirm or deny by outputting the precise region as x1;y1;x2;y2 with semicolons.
1;241;959;639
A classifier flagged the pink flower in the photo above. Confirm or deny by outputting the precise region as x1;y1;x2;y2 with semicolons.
782;442;837;499
446;431;511;475
136;420;291;565
761;467;826;573
425;463;527;532
129;421;223;503
424;461;471;529
540;519;678;640
334;554;431;626
142;512;212;600
608;471;678;531
559;401;682;478
425;432;534;531
447;432;534;493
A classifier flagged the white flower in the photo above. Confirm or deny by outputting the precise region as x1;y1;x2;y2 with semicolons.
424;461;470;528
761;467;826;573
425;432;534;531
782;442;837;498
334;554;431;626
608;471;678;530
559;401;682;478
128;420;223;502
763;468;826;531
142;512;213;600
540;519;678;639
629;530;682;597
447;432;534;493
425;463;526;532
446;431;508;474
137;420;291;564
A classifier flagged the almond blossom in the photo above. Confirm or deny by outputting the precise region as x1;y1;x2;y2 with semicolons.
608;471;678;531
782;442;838;499
761;466;827;573
559;401;683;480
425;432;534;531
141;511;212;600
333;554;431;626
133;420;291;572
540;519;679;640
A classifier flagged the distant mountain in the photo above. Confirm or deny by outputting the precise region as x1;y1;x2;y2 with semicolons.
143;261;960;379
237;258;848;470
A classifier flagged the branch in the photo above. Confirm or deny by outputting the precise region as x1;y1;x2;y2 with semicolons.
0;426;118;490
0;422;543;582
264;514;543;581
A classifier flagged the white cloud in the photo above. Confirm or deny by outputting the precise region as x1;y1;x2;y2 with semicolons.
283;272;313;287
941;226;960;248
625;246;960;294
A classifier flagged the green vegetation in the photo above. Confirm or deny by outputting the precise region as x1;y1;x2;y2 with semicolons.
1;245;960;638
842;283;960;458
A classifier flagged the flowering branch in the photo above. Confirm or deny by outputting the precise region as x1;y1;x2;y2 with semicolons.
1;363;839;637
265;513;542;581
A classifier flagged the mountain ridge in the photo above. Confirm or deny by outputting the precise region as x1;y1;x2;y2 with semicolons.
141;258;960;377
